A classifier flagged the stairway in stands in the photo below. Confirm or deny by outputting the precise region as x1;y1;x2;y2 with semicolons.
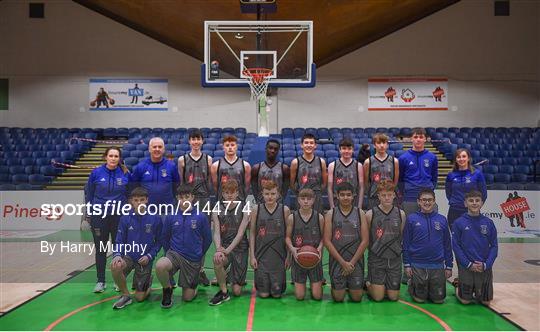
401;141;452;189
45;141;127;190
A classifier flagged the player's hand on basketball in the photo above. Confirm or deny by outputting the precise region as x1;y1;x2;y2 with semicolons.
405;267;412;278
290;247;299;262
445;269;452;279
138;255;149;266
250;257;258;270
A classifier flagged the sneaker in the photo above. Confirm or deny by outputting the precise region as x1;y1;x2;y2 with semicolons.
114;284;120;292
209;290;230;306
93;282;106;293
112;295;132;309
200;270;210;287
161;287;173;308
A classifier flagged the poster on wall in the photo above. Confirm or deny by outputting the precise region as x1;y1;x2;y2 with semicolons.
368;77;448;111
89;78;168;111
435;189;539;238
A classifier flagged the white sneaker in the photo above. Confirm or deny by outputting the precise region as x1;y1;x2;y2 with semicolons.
93;282;106;293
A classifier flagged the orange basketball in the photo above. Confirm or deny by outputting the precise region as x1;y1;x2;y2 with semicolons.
296;245;320;269
109;99;115;105
90;101;96;107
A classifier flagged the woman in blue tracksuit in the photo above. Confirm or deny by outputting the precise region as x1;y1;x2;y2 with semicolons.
445;148;487;227
86;146;129;293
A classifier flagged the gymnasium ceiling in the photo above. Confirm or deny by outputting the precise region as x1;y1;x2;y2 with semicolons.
73;0;459;76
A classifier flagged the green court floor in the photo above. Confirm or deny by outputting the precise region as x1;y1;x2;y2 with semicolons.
0;231;522;331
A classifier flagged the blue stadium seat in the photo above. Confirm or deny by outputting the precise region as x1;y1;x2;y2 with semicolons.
389;143;403;151
129;150;144;158
0;183;15;190
213;151;224;158
282;150;296;158
514;165;531;174
123;144;136;152
507;183;526;190
498;165;514;174
21;158;34;166
509;151;523;158
511;174;528;183
12;174;29;184
136;144;149;151
395;150;406;158
481;150;495;158
493;173;510;183
483;165;498;174
322;144;335;151
314;150;324;157
124;157;139;167
0;173;10;183
503;158;518;166
0;166;8;174
495;150;509;158
489;158;502;165
165;144;176;151
325;150;339;158
9;166;25;175
29;174;51;185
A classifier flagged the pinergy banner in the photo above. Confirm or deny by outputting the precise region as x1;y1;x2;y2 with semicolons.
435;189;539;238
368;78;448;111
0;191;83;230
89;78;168;111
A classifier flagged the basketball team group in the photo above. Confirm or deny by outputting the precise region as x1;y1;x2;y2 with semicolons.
85;127;497;310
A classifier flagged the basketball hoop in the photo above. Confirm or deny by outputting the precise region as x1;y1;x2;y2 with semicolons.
242;68;273;100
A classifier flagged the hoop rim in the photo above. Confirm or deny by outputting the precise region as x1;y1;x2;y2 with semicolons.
242;68;273;84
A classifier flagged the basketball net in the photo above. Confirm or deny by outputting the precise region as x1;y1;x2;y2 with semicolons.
243;68;272;101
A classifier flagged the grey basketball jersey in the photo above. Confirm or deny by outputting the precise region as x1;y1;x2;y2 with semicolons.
218;202;248;251
217;157;246;201
368;155;395;198
295;156;323;194
369;206;403;259
182;153;210;198
291;210;321;248
255;203;287;271
330;207;362;262
256;161;283;204
333;159;359;197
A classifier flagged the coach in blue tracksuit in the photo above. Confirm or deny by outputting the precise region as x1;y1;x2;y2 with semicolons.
403;188;453;304
452;190;497;305
445;148;487;227
129;137;180;206
86;146;129;293
155;184;212;308
110;187;162;309
398;128;438;216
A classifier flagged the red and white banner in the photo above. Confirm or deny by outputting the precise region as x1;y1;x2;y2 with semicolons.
435;190;539;238
0;191;84;230
368;78;448;111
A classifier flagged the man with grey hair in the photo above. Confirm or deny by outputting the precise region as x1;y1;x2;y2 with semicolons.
130;137;180;206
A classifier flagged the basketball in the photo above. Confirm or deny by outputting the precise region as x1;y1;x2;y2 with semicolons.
296;245;320;269
90;100;96;107
109;99;115;105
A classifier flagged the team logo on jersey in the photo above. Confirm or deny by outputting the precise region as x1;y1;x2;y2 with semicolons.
464;226;470;230
434;221;441;231
161;169;168;178
188;173;194;183
191;220;197;229
100;177;106;182
373;173;381;182
221;174;230;183
480;224;488;235
116;178;123;186
144;171;151;176
336;177;344;185
128;226;134;231
424;159;430;168
334;228;342;240
465;176;471;183
258;226;266;237
415;222;421;226
145;224;152;233
295;235;303;247
376;226;384;239
174;221;179;226
301;174;309;184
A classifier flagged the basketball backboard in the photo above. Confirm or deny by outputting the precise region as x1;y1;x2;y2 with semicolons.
201;21;315;88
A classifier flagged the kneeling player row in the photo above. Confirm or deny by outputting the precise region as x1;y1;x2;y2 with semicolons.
109;179;497;310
